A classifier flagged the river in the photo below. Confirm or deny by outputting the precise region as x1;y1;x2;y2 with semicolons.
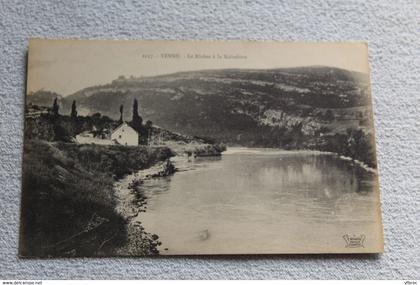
135;148;383;254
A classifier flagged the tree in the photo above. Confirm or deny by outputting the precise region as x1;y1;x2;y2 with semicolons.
119;104;124;123
145;120;152;129
70;100;77;119
52;98;59;117
145;120;153;145
132;99;143;127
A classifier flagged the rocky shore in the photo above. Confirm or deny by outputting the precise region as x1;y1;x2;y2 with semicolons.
113;159;176;255
160;141;226;157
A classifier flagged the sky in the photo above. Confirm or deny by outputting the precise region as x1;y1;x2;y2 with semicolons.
27;39;370;96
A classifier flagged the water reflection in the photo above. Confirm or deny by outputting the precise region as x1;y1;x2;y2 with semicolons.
137;149;380;254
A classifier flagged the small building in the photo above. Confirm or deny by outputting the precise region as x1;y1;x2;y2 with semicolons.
111;122;139;146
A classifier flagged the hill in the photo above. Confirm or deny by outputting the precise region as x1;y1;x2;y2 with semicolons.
27;66;376;166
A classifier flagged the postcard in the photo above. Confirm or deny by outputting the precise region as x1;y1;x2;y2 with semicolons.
20;39;383;256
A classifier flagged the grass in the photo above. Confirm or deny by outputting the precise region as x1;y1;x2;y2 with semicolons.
19;140;173;257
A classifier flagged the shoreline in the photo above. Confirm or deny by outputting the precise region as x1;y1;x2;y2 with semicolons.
223;146;377;174
113;159;176;256
336;154;377;174
111;142;224;255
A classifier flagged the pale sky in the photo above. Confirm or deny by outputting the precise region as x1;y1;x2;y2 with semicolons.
27;39;370;96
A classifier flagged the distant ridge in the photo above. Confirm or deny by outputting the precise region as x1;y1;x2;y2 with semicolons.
26;66;372;153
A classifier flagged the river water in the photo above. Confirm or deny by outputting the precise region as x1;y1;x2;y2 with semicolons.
135;148;383;254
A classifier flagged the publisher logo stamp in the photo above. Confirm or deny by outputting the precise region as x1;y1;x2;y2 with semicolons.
343;234;366;248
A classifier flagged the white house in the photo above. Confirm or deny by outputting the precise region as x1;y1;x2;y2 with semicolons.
111;122;139;146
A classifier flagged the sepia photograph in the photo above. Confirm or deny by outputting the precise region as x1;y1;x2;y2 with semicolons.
20;39;384;257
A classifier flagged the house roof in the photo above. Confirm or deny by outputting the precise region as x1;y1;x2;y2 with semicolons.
111;121;139;135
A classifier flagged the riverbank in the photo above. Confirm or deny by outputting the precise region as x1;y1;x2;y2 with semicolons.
337;154;377;174
19;140;173;257
223;146;377;173
156;140;226;157
112;142;225;255
113;160;176;255
20;138;224;256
